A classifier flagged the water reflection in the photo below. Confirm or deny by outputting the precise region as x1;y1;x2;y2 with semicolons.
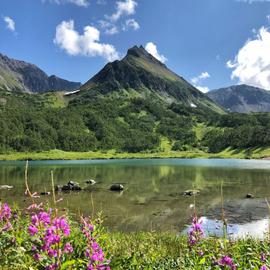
0;159;270;234
195;217;269;239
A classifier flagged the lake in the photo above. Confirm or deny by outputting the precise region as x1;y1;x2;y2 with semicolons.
1;158;270;237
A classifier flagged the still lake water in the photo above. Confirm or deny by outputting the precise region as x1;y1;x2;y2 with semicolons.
1;158;270;237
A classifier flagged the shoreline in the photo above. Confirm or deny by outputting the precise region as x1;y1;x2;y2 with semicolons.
0;147;270;161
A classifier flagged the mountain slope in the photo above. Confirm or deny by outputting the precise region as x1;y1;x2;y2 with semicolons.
207;85;270;113
80;46;223;114
0;53;81;93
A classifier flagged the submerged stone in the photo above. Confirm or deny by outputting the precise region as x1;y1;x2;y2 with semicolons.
0;185;13;190
86;179;96;185
183;190;200;196
110;184;124;191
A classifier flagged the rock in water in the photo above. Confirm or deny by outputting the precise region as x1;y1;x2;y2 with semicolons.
110;184;124;191
0;185;13;190
182;190;200;197
40;191;51;196
86;179;96;185
246;193;254;199
57;181;82;191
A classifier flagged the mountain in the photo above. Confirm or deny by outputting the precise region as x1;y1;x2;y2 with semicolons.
80;45;223;114
207;84;270;113
2;46;270;155
0;53;81;93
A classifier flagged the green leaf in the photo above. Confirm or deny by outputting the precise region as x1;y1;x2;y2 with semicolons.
199;257;206;265
60;260;76;270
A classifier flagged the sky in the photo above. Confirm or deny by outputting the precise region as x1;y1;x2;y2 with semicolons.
0;0;270;92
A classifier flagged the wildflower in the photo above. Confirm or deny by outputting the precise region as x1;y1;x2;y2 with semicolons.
0;203;11;221
188;217;204;245
2;221;12;231
64;243;73;254
261;266;269;270
219;256;237;270
28;210;72;267
261;253;266;262
198;250;204;257
81;217;110;270
47;249;58;258
27;203;43;211
38;212;51;224
28;225;39;236
33;253;41;261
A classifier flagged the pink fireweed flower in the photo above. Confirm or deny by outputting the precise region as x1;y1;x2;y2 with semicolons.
3;221;13;231
261;266;269;270
28;225;39;236
33;253;41;261
188;217;204;245
38;212;51;225
81;217;110;270
45;263;58;270
53;217;70;236
219;256;237;270
0;203;11;221
64;243;73;254
27;203;43;211
261;253;266;262
28;210;72;268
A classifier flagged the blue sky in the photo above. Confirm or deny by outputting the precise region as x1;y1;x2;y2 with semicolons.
0;0;270;91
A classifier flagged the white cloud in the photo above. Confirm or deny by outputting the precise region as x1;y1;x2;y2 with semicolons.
108;0;137;22
54;20;120;62
196;86;210;93
267;15;270;22
4;16;15;32
191;72;210;84
105;26;119;35
98;20;118;35
43;0;89;7
191;72;210;93
145;42;167;63
124;18;140;31
237;0;270;3
227;27;270;90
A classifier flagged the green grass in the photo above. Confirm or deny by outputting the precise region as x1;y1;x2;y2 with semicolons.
1;147;270;161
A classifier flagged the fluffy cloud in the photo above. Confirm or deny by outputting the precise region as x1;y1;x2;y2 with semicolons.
191;72;210;84
124;19;140;31
4;16;15;32
108;0;137;22
195;86;210;93
145;42;167;63
237;0;270;3
100;0;139;35
54;20;120;61
43;0;89;7
105;26;119;35
191;72;210;93
227;27;270;90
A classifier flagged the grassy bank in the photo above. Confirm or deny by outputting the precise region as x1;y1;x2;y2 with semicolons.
1;201;270;270
0;147;270;161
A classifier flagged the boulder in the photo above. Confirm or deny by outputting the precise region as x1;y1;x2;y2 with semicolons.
56;181;82;192
182;190;200;197
55;185;62;192
110;184;124;191
40;191;51;196
0;185;13;190
246;193;254;199
86;179;96;185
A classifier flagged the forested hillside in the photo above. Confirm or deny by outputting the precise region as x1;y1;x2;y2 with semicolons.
1;46;270;156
